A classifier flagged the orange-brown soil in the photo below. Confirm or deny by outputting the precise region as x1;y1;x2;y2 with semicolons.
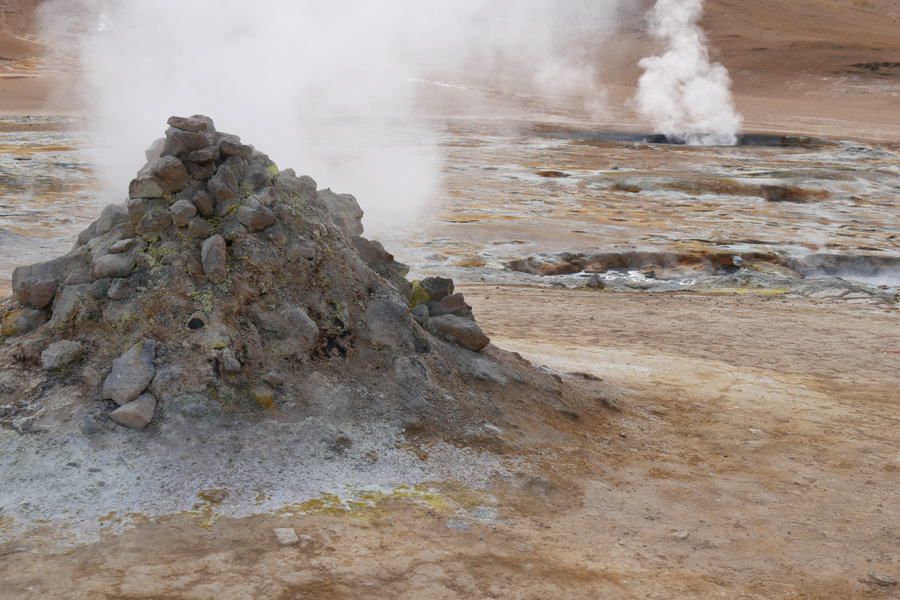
2;1;900;599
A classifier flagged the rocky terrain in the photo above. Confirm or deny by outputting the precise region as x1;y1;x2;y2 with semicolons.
0;116;614;548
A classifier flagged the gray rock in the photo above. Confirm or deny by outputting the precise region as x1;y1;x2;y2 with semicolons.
167;115;210;132
410;303;429;324
192;190;216;217
170;199;198;227
16;278;57;309
109;394;156;430
317;188;364;238
128;174;166;199
425;314;490;352
102;339;157;405
201;235;227;284
236;203;276;233
76;220;99;248
137;209;173;235
96;204;130;236
92;253;136;280
222;348;242;373
585;274;606;289
41;340;85;371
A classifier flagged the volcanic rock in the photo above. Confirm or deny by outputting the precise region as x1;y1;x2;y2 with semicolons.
16;278;57;309
102;339;157;406
425;315;490;352
201;235;227;284
109;394;156;430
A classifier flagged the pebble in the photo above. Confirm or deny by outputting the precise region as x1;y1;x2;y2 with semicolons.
273;528;301;546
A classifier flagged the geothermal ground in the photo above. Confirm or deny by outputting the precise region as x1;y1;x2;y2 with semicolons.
2;1;900;599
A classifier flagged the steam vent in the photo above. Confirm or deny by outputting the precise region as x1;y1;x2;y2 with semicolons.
0;116;611;535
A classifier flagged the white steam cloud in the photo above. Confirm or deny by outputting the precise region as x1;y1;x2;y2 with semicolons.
636;0;742;145
39;1;622;228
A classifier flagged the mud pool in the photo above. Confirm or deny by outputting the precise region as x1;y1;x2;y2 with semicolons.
1;119;899;297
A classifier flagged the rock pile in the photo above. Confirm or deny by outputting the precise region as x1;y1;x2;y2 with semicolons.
0;116;606;440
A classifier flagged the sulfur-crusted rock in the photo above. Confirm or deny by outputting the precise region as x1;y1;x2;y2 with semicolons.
102;339;157;406
236;203;276;233
1;307;47;338
425;315;490;352
109;393;156;430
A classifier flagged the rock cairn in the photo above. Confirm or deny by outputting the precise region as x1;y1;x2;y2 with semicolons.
0;116;524;435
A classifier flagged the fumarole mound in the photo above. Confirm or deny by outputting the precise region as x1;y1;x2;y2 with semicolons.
0;116;611;451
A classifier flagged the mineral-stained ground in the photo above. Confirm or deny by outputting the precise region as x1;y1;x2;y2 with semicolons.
1;0;900;598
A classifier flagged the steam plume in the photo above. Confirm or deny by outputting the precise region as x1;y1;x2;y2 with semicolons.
39;1;622;228
636;0;742;145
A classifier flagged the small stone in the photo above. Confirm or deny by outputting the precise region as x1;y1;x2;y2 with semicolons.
671;531;691;541
108;239;135;254
107;278;135;300
236;204;276;233
92;253;136;280
584;262;608;274
16;278;57;309
167;115;210;132
102;339;157;405
410;303;429;324
170;199;198;228
426;293;473;319
198;488;227;503
446;519;470;532
425;314;490;351
109;393;156;430
222;348;241;374
137;209;173;235
186;146;219;162
187;161;216;181
185;217;212;240
867;572;898;587
41;340;84;370
273;528;300;546
219;139;253;160
585;274;606;289
201;235;227;284
192;191;216;217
